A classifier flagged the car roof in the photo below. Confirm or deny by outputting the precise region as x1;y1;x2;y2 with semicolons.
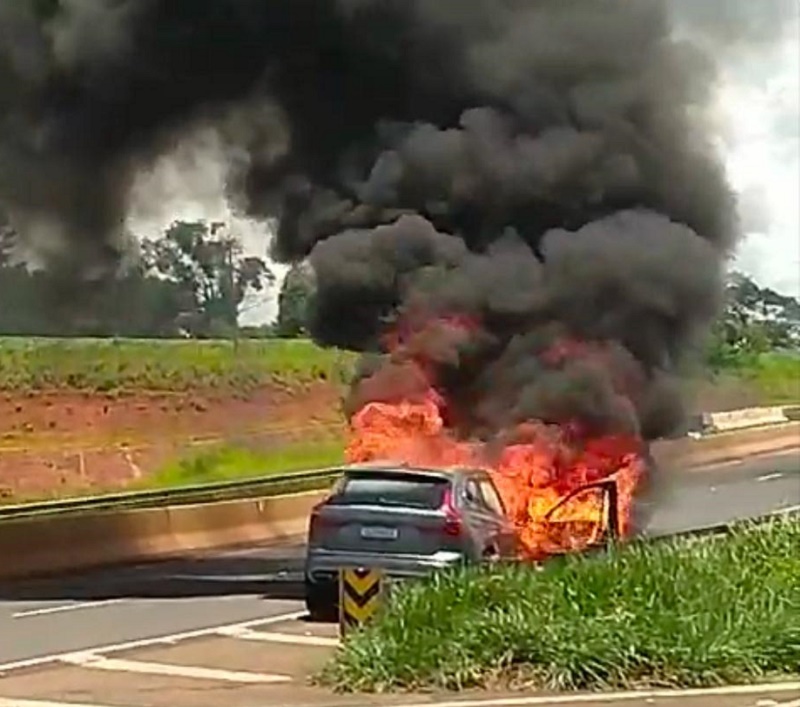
338;461;486;480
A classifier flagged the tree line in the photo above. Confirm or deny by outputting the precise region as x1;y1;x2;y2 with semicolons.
0;217;797;365
708;270;800;367
275;262;800;366
0;220;273;339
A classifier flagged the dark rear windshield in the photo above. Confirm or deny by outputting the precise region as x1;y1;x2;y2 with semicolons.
328;473;449;510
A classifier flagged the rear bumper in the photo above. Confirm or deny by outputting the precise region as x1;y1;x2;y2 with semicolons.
305;548;466;586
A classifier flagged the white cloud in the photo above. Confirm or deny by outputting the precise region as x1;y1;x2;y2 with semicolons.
715;18;800;296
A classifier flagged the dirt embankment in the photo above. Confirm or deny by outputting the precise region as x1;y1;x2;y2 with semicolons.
0;375;785;502
0;381;345;500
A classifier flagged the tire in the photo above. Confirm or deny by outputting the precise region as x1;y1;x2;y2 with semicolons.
482;545;501;565
305;580;338;623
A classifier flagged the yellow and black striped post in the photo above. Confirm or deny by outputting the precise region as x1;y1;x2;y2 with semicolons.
339;567;384;634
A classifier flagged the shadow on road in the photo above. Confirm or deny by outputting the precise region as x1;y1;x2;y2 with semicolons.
0;543;307;603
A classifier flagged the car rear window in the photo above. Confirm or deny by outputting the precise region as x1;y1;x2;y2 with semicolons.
328;473;449;510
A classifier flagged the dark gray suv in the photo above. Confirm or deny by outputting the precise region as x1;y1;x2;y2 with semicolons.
303;463;518;620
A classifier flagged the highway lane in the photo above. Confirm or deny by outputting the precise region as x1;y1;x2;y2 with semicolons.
645;446;799;535
0;447;797;667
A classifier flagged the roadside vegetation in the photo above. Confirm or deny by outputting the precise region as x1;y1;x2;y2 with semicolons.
0;337;356;392
145;438;345;489
705;352;800;405
0;252;795;398
0;335;796;401
701;270;800;404
322;516;800;693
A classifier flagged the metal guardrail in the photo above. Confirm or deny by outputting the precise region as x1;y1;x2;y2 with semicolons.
646;505;800;543
0;467;343;522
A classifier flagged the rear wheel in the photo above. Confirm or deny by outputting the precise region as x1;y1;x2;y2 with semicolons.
481;545;501;566
305;579;338;623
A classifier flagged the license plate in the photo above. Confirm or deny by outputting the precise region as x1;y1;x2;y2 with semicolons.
360;525;398;540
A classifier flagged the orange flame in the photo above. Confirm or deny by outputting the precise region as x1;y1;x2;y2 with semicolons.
346;394;643;560
345;318;645;561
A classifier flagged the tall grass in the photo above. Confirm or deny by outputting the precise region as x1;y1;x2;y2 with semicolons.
322;517;800;693
739;353;800;404
0;337;357;392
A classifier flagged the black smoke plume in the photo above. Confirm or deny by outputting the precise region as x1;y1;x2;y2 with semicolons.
0;0;754;440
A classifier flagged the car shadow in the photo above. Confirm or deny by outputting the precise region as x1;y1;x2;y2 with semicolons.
0;542;308;603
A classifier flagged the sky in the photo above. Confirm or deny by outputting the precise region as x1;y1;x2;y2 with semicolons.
125;5;800;325
721;23;800;297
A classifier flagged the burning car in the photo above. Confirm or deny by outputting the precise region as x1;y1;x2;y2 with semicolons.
303;462;517;620
303;452;645;620
345;388;651;563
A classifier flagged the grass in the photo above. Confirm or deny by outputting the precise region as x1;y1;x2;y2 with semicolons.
728;352;800;404
0;438;347;507
0;337;795;402
0;336;357;392
321;516;800;693
142;438;346;489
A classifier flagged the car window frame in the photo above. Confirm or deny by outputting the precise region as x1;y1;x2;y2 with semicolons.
478;477;507;517
463;477;489;512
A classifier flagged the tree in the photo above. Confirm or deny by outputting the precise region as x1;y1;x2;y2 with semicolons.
0;229;188;337
275;262;316;338
707;270;800;369
144;220;273;338
0;215;274;339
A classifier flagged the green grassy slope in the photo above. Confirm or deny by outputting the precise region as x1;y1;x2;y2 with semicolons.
0;337;357;392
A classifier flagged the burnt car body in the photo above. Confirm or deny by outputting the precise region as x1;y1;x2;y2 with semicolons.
303;453;654;620
303;463;517;619
542;444;658;545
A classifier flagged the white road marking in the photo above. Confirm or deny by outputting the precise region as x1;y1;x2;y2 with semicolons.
691;446;800;473
217;625;340;647
0;700;125;707
757;473;785;482
0;609;306;674
59;653;290;684
12;600;123;619
166;572;298;582
391;682;800;707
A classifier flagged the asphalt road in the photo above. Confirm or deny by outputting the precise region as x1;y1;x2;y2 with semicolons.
0;447;797;668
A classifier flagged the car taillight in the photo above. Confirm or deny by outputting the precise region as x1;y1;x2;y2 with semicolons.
440;488;463;537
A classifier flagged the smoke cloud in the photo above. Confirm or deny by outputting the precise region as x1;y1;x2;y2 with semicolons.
0;0;749;439
669;0;798;52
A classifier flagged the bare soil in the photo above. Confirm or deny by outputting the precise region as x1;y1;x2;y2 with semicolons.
0;381;345;501
0;376;776;502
